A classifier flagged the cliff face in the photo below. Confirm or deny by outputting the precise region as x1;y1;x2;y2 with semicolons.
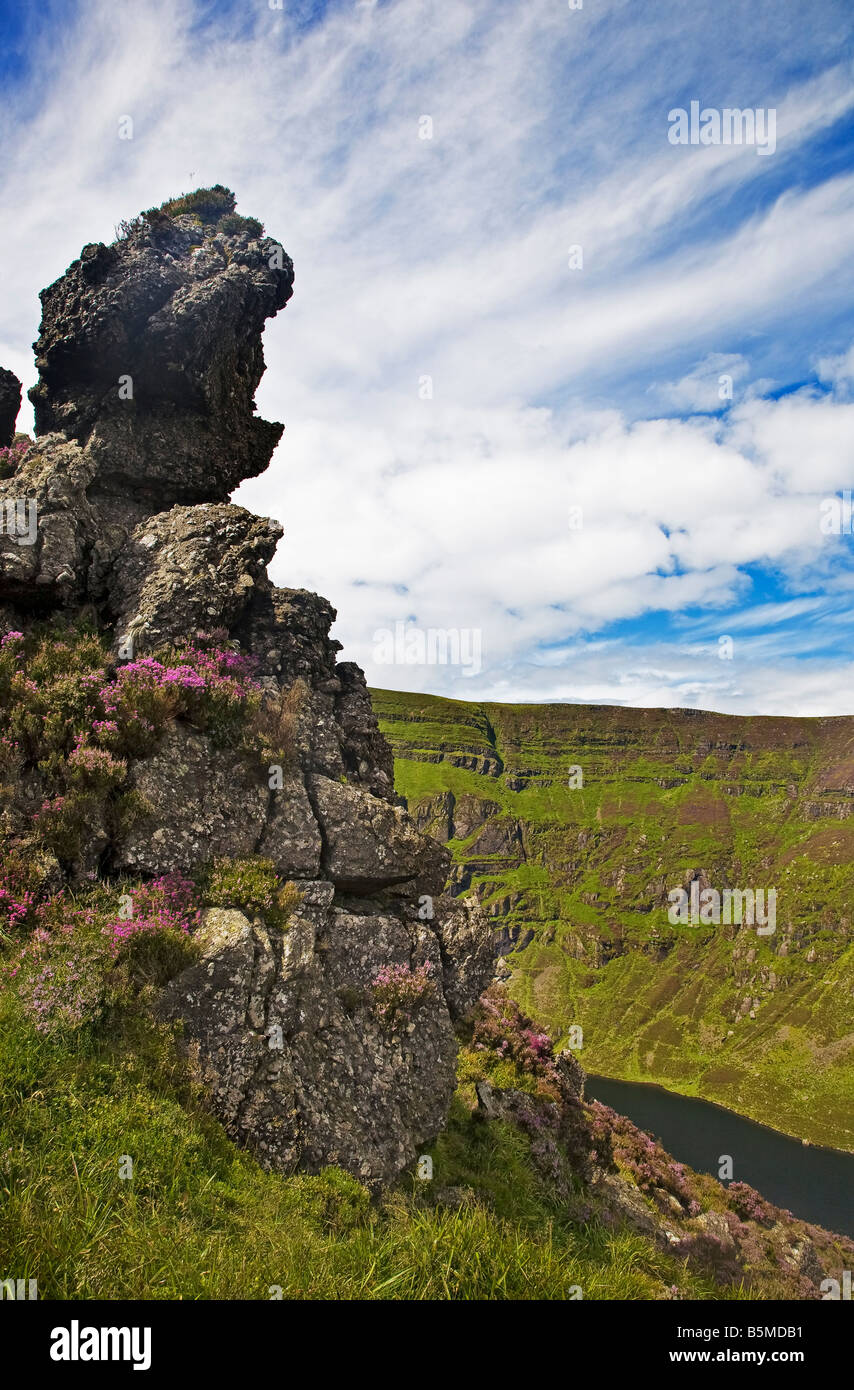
0;189;494;1183
371;689;854;1150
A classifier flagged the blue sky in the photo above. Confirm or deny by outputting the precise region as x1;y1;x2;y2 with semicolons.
1;0;854;713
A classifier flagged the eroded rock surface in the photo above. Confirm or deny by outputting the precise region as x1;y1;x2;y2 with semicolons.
157;892;472;1181
29;190;293;504
0;367;21;447
107;504;283;654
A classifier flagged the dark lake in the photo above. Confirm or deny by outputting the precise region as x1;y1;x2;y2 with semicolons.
584;1073;854;1239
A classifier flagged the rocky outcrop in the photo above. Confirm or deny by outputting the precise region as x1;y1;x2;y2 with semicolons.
28;188;293;505
0;188;494;1183
307;775;449;896
0;367;21;447
107;503;283;655
155;890;484;1182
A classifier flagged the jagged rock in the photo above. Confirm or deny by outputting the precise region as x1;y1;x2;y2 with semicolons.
308;774;449;896
436;896;497;1018
107;504;283;654
237;586;341;687
0;437;101;607
467;817;524;858
114;723;268;874
451;792;502;840
334;662;395;800
411;791;456;841
555;1048;585;1101
154;891;489;1183
781;1235;825;1287
0;368;21;447
257;776;323;878
694;1209;738;1253
28;190;293;505
475;1079;500;1117
114;723;321;879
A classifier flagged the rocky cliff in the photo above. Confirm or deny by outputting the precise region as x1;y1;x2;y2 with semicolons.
372;688;854;1149
0;188;494;1183
2;190;853;1301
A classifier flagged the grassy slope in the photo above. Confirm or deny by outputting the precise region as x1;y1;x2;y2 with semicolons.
0;996;736;1301
371;689;854;1151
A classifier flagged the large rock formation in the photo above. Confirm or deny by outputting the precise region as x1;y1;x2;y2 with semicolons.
0;367;21;447
0;189;494;1183
28;186;293;505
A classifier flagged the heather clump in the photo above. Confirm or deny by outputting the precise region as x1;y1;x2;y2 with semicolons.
499;1089;575;1198
371;961;436;1035
0;621;265;865
469;986;562;1096
101;633;262;756
0;435;30;479
4;873;201;1034
0;852;52;940
199;857;300;928
588;1101;702;1215
725;1181;782;1226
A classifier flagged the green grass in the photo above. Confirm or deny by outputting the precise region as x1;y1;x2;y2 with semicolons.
0;991;739;1301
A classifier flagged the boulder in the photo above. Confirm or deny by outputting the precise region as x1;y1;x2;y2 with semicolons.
107;503;282;654
114;723;272;875
308;774;450;896
155;893;468;1183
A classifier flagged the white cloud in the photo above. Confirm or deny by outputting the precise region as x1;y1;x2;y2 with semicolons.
2;0;854;715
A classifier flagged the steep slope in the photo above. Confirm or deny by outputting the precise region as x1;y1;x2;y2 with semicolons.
371;689;854;1150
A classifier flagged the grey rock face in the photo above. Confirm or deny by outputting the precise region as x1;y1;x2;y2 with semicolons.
0;436;100;607
308;774;450;896
436;897;499;1019
108;503;283;654
29;195;293;505
334;661;395;800
154;891;490;1183
0;367;21;447
114;723;273;876
114;723;323;881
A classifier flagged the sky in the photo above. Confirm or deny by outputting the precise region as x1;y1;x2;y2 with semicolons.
1;0;854;715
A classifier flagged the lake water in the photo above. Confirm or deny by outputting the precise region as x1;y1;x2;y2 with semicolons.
584;1073;854;1238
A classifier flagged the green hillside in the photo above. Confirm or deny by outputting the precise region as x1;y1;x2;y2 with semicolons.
371;689;854;1150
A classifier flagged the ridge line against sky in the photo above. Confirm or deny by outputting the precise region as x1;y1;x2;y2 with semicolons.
1;0;854;715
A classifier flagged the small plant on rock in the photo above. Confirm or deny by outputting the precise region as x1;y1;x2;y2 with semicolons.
371;961;435;1036
199;857;300;929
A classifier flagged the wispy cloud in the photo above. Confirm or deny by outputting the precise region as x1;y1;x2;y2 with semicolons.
1;0;853;714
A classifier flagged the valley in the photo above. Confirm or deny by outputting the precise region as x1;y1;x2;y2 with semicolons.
371;688;854;1151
